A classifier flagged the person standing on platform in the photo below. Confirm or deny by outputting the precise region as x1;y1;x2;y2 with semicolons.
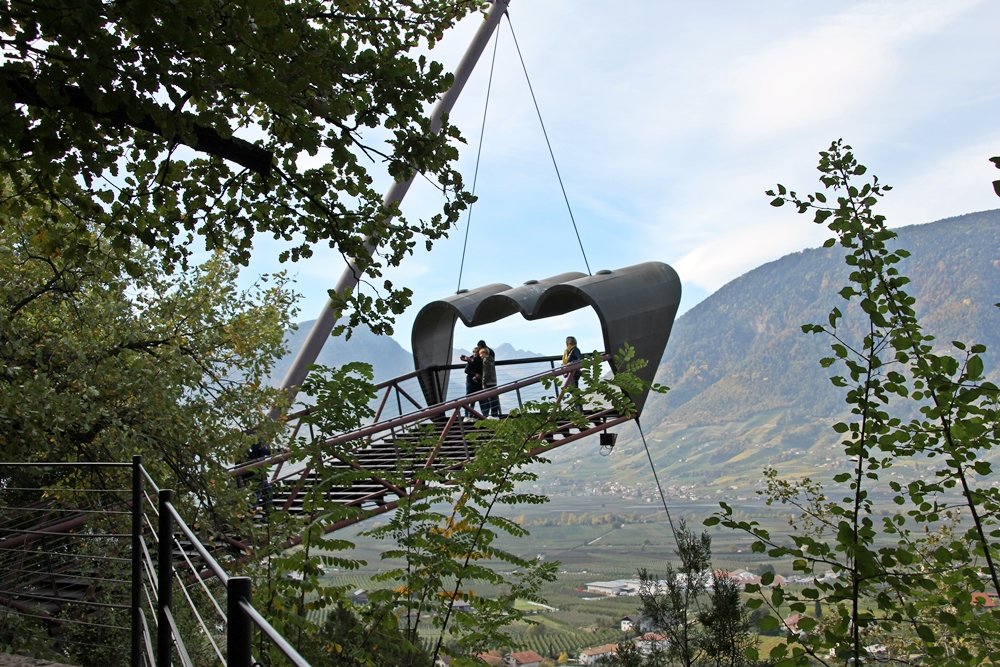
561;336;583;388
479;346;500;417
561;335;584;412
461;345;483;420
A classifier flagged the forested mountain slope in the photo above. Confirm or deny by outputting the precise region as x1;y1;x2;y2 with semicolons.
270;324;414;388
555;210;1000;492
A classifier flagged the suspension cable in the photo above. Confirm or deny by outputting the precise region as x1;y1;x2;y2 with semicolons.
505;14;591;275
637;419;679;543
456;25;501;293
637;418;707;614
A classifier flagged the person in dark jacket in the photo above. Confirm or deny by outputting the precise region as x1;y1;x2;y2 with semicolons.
461;345;483;419
237;439;272;510
479;346;500;417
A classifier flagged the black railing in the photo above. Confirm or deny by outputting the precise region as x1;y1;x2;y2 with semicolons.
0;458;311;666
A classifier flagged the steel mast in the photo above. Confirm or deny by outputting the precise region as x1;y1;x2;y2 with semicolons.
270;0;510;419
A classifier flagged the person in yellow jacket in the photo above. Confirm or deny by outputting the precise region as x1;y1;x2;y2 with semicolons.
561;336;582;388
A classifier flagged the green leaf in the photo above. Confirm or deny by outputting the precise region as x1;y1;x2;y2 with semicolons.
768;641;788;660
967;355;984;379
915;624;935;643
759;614;779;632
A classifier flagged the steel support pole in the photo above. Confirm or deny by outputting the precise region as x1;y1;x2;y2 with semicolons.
157;489;173;667
269;0;511;418
227;577;253;667
131;455;143;667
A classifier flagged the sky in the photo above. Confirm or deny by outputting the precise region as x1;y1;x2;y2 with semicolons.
244;0;1000;359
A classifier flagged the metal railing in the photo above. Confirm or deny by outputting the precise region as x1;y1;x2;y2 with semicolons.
274;354;608;465
0;459;311;667
0;356;621;665
279;354;569;445
233;355;623;531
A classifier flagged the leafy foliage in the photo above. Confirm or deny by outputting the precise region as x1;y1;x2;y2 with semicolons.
0;177;297;663
1;0;483;334
362;403;570;663
607;522;760;667
714;140;1000;665
0;179;295;509
250;363;378;663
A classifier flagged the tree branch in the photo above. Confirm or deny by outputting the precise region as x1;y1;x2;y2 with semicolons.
2;68;274;179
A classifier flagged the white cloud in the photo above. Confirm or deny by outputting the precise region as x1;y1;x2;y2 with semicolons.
883;135;1000;227
721;0;986;144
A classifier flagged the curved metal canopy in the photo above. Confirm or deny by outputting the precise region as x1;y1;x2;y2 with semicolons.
411;261;681;413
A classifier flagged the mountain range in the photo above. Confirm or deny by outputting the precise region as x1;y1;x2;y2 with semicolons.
276;210;1000;495
552;209;1000;494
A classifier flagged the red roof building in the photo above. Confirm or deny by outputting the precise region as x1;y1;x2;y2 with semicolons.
506;649;545;667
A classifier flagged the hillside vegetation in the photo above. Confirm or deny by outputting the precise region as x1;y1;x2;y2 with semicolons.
544;210;1000;492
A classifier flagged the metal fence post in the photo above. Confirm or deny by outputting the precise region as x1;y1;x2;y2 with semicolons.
157;489;173;667
132;455;143;667
227;577;253;667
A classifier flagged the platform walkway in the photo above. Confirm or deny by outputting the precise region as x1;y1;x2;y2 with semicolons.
234;354;627;533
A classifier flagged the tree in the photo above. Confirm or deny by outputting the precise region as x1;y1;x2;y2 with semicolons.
637;521;711;667
714;140;1000;665
699;574;755;667
0;179;295;503
0;177;298;663
1;0;481;333
609;521;758;667
287;601;435;667
606;640;652;667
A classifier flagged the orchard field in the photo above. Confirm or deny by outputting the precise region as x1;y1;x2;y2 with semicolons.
314;497;807;658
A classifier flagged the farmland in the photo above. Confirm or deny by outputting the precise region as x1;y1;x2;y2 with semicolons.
315;496;803;658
